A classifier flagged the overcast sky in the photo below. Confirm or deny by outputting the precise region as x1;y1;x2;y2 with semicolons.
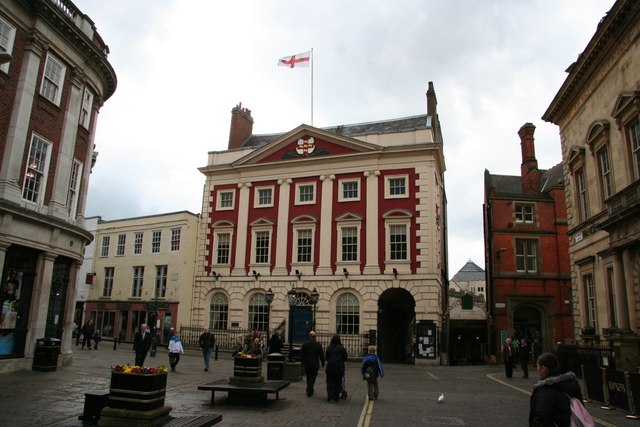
77;0;608;278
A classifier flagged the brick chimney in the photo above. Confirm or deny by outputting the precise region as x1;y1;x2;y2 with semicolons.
519;122;540;194
228;102;253;149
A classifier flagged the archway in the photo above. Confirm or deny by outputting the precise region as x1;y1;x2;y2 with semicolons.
377;288;415;363
513;305;542;343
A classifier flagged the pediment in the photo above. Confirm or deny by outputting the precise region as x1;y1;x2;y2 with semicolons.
611;91;640;119
335;212;364;222
212;220;235;228
382;209;413;219
232;124;382;166
291;215;318;224
249;217;274;227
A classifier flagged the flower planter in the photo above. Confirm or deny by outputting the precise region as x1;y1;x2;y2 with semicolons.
108;372;167;411
233;356;263;378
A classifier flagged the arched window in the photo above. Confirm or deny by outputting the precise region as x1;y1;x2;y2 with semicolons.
209;293;228;330
336;293;359;334
248;293;269;332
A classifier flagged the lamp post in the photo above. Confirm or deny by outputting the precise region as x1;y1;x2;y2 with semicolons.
150;294;159;357
265;288;274;336
310;288;319;330
287;288;297;361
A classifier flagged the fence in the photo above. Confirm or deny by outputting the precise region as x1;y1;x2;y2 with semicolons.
581;365;640;419
178;325;370;359
558;343;615;376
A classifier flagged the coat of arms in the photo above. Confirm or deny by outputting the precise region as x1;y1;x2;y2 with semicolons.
296;137;315;157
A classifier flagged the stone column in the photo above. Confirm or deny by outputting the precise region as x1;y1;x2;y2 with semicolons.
315;174;335;275
26;252;56;356
232;182;251;276
273;178;292;275
612;251;630;330
623;249;637;333
363;170;381;274
0;31;46;203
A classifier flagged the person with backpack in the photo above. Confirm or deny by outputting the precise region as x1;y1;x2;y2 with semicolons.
529;352;589;427
325;335;348;402
361;346;384;400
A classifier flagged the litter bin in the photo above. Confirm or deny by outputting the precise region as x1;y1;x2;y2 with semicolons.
33;337;61;371
267;353;285;380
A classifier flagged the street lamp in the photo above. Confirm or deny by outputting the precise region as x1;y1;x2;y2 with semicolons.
265;288;274;335
287;288;297;361
310;288;319;330
0;47;11;65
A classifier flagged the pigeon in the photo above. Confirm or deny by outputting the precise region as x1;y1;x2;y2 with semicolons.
438;393;444;403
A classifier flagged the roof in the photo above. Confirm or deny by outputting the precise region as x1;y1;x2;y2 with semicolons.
451;260;485;282
241;114;431;149
485;163;564;198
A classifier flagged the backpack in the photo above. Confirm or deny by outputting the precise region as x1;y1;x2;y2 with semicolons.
564;393;595;427
363;363;377;380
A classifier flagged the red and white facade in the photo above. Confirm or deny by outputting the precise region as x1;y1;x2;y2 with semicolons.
193;83;447;364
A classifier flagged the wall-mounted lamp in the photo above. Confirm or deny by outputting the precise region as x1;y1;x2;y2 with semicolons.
496;248;507;257
0;47;12;65
392;268;398;279
210;270;221;280
253;270;261;280
343;268;349;278
295;269;302;279
265;288;274;305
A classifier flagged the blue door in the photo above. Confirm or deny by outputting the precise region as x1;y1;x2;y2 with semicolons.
291;306;312;341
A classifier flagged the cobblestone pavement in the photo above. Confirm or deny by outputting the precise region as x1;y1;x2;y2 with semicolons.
0;344;635;426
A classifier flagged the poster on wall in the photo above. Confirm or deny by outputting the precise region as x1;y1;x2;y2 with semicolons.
416;320;437;359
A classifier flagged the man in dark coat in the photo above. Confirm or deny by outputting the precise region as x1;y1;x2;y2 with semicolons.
133;323;152;366
300;331;325;397
198;327;216;372
502;338;514;378
81;319;94;350
267;332;283;354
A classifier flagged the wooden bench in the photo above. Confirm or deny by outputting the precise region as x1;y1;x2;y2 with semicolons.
198;379;290;407
162;414;222;427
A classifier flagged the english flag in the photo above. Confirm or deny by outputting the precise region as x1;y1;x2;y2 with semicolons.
278;51;311;68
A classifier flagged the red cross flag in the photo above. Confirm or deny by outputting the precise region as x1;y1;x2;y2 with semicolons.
278;51;311;68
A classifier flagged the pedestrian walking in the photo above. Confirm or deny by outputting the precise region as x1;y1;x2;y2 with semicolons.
502;338;514;378
198;327;216;372
81;319;94;350
532;338;542;361
93;329;101;350
300;331;325;397
325;334;348;402
529;352;584;427
168;331;184;372
133;323;151;367
520;338;531;379
267;332;283;354
361;346;384;401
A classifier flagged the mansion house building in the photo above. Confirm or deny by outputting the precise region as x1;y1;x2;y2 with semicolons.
192;83;447;364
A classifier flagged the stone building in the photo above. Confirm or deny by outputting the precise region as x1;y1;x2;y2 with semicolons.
0;0;116;371
193;83;448;364
484;123;573;359
542;0;640;369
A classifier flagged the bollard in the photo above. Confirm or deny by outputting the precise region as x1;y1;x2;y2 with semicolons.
215;345;219;361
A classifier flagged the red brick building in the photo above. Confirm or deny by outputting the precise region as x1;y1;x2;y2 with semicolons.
484;123;573;358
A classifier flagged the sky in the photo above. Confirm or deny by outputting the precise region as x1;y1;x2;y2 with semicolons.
77;0;608;278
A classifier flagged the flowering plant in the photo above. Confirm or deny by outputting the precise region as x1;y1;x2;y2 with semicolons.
234;352;262;359
112;364;168;374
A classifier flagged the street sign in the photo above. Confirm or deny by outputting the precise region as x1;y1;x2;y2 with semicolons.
146;302;170;310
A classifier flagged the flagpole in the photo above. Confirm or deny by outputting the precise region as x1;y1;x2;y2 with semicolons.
310;48;314;126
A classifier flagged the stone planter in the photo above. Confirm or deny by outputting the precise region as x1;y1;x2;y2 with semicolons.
108;372;167;411
230;356;264;385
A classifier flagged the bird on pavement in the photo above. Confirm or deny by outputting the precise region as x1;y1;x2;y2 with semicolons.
438;393;444;403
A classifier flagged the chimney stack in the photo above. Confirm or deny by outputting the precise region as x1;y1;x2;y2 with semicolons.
519;123;540;194
228;102;254;149
426;81;437;118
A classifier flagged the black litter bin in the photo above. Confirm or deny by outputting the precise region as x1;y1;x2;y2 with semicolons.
267;353;285;380
33;337;61;371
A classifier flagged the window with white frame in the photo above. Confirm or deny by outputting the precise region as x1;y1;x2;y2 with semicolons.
67;159;82;217
389;224;408;260
214;232;231;265
628;120;640;181
385;175;408;198
336;293;360;334
217;190;234;210
155;265;167;298
209;293;228;330
515;239;537;273
339;179;360;202
254;230;270;264
79;87;94;129
583;274;597;331
296;228;313;263
0;17;16;74
40;52;66;106
100;236;110;257
132;266;144;297
22;134;51;204
295;183;316;204
116;234;126;256
597;146;613;201
248;293;269;332
255;186;274;207
340;226;358;262
575;169;589;223
170;228;181;251
103;267;114;297
151;230;161;253
515;203;534;224
134;232;143;254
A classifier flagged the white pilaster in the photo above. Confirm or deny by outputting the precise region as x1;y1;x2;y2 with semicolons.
232;182;251;276
363;170;381;274
273;178;292;275
316;174;335;275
